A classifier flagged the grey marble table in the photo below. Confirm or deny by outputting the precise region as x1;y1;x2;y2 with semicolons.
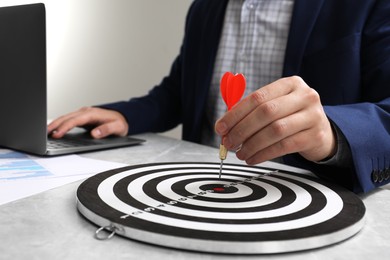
0;133;389;260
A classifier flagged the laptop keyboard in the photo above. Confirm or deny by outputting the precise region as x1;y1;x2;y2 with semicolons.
47;138;96;149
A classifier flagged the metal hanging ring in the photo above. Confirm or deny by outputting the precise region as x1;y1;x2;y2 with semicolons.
94;225;117;240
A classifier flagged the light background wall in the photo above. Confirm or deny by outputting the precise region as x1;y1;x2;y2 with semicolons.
0;0;192;139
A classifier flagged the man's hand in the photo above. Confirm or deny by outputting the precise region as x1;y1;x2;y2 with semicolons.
48;107;129;139
215;76;337;165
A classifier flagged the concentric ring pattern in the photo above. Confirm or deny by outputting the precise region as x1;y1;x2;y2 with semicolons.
77;163;366;254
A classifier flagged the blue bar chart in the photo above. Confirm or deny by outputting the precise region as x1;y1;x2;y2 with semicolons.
0;151;52;181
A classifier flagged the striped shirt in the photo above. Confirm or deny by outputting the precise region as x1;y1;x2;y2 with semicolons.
202;0;294;147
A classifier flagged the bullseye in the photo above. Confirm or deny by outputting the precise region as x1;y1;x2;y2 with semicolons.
76;162;366;255
198;184;238;194
213;187;225;192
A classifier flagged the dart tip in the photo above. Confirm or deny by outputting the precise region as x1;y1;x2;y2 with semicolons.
219;160;223;179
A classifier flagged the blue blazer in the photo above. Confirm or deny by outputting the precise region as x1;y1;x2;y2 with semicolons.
103;0;390;193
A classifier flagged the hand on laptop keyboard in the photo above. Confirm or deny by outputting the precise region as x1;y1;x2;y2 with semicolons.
48;107;129;139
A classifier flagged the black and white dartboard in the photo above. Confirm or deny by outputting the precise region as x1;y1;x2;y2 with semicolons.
76;162;365;254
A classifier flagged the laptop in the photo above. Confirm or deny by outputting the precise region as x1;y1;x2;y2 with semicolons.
0;3;144;156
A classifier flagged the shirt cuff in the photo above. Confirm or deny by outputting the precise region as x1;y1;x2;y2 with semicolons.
316;121;353;168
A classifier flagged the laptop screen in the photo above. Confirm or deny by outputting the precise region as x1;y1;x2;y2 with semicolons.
0;4;48;154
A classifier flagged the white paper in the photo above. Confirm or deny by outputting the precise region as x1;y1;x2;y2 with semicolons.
0;149;126;205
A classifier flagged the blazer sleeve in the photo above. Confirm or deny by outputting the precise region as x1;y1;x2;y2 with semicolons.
285;0;390;193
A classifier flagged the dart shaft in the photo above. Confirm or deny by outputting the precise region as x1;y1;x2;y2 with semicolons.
219;144;228;179
219;160;223;179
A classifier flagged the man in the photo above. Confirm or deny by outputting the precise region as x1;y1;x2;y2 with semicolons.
48;0;390;193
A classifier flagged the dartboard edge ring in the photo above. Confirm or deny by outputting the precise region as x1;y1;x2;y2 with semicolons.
76;162;366;254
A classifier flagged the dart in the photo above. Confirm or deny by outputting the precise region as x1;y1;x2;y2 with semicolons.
218;72;246;179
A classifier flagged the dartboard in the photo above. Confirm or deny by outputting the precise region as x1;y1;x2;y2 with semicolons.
76;162;365;254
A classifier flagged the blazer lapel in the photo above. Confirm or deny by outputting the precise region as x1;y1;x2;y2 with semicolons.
283;0;326;76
